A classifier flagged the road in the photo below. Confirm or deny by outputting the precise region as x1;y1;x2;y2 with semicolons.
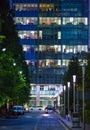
0;111;69;130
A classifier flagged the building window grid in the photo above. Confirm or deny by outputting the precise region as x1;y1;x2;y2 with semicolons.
14;17;38;25
62;17;88;25
13;1;88;84
14;3;38;11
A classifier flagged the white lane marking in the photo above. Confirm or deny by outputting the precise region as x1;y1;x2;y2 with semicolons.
34;117;41;130
58;119;70;130
25;115;42;119
25;115;32;118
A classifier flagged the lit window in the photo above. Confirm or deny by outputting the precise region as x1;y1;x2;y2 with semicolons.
62;17;88;25
22;45;30;52
58;32;61;39
62;60;69;66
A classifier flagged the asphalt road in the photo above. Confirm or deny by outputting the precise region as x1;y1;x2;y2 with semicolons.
0;111;69;130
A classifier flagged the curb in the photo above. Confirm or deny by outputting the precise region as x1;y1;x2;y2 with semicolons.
59;116;72;130
55;110;72;130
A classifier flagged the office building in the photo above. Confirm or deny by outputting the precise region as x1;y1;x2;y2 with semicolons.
11;0;89;107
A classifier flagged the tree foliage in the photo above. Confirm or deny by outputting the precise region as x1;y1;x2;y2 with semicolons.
0;0;30;107
63;55;82;110
63;52;90;116
85;51;90;90
64;56;82;86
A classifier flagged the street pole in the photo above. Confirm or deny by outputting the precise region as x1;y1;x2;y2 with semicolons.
82;65;85;130
67;82;70;114
73;75;76;113
64;85;66;116
76;86;79;112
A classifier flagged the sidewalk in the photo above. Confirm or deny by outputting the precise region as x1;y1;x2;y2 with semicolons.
55;109;90;130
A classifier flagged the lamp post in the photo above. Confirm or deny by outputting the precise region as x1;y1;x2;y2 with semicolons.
64;85;66;116
2;48;6;52
67;82;70;114
82;64;85;130
59;85;63;110
73;75;76;113
76;84;79;112
13;62;16;66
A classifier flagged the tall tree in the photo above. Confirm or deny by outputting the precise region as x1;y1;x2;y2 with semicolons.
85;52;90;90
63;55;82;110
0;0;30;107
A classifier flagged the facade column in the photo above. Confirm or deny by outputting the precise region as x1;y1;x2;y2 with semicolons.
36;85;40;106
57;95;60;107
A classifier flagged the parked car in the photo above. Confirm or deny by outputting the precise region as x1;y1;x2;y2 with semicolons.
12;105;25;115
37;106;43;110
29;106;43;111
44;105;54;113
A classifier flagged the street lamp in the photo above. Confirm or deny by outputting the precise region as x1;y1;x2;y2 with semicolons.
2;48;6;52
59;86;63;111
76;84;79;112
13;62;16;66
64;85;66;116
81;64;85;130
67;82;70;114
78;51;87;130
19;71;23;74
73;75;76;112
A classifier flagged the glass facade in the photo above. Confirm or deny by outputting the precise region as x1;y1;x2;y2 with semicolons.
11;0;89;106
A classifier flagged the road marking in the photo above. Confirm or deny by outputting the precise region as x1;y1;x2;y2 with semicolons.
25;115;32;118
47;117;54;118
24;115;42;119
58;119;70;130
34;119;41;130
